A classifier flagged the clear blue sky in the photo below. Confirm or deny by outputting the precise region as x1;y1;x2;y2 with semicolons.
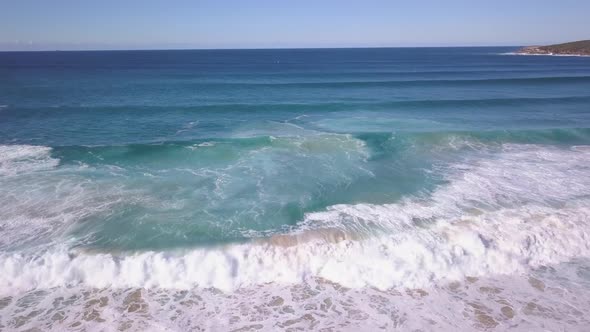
1;0;589;50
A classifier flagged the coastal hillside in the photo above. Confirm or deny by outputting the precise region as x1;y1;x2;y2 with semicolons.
518;40;590;55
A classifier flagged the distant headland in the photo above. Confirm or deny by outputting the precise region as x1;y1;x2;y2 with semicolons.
516;40;590;56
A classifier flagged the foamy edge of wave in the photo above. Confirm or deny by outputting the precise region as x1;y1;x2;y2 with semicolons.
0;144;59;176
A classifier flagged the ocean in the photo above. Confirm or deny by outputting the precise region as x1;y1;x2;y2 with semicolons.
1;47;590;331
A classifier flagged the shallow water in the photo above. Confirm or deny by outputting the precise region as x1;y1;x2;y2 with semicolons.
1;47;590;330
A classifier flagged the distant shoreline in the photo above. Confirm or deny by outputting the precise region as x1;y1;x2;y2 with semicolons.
505;51;590;58
515;40;590;57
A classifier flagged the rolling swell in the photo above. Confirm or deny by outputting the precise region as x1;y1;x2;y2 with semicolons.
43;127;590;164
221;94;576;109
361;127;590;150
5;95;590;113
186;75;590;88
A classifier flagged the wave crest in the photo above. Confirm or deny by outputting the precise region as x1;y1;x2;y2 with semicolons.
0;145;59;176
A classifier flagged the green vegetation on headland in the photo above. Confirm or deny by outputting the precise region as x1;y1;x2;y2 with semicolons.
517;40;590;56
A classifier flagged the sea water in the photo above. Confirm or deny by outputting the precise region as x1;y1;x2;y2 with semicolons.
1;48;590;330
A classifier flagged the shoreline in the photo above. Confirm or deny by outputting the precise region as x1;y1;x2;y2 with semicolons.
503;51;590;57
514;41;590;57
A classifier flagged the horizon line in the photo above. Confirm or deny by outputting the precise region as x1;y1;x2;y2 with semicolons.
0;45;522;53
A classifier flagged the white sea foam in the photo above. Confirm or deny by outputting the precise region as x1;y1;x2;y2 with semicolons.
3;262;590;331
175;120;199;135
0;146;144;250
0;174;138;250
186;141;216;150
304;143;590;232
0;146;66;247
0;145;59;176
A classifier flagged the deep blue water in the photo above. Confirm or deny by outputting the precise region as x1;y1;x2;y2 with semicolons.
2;48;590;146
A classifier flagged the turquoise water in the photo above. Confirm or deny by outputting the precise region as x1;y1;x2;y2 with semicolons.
1;48;590;330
